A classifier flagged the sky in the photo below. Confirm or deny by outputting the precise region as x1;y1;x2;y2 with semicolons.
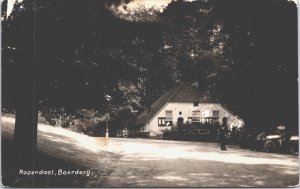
107;0;173;21
6;0;18;16
5;0;173;18
126;0;173;9
108;0;298;21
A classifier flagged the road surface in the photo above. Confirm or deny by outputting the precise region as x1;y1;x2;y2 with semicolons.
1;117;299;187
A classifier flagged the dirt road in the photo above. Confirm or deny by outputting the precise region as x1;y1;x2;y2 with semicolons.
1;117;299;187
102;138;299;187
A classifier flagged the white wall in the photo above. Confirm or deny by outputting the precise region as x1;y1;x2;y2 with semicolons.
147;102;244;136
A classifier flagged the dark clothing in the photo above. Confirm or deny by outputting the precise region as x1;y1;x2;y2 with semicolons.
219;127;227;150
177;117;184;125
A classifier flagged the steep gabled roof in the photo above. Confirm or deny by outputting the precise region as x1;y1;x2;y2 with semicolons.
169;83;213;103
135;83;215;125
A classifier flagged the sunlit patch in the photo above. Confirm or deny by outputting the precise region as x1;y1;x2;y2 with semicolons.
103;140;299;168
6;0;24;17
176;183;187;186
127;176;137;179
107;0;172;21
1;117;15;124
2;116;299;179
1;117;102;153
239;184;251;187
38;124;101;153
154;175;189;181
282;170;299;175
41;135;69;144
135;180;147;183
288;0;297;5
58;147;73;153
188;173;212;176
254;180;266;185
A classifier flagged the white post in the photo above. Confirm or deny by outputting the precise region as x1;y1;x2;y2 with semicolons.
105;119;109;145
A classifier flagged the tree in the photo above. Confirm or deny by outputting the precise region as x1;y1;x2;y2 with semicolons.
212;0;297;129
2;0;123;185
2;2;297;184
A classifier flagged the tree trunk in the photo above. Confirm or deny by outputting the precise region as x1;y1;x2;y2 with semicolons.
12;5;38;186
12;51;38;185
13;52;38;187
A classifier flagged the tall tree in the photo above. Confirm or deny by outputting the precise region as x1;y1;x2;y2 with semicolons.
2;0;121;185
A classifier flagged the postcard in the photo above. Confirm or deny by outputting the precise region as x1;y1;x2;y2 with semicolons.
1;0;299;187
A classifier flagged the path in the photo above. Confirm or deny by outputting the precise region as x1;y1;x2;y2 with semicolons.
1;117;299;187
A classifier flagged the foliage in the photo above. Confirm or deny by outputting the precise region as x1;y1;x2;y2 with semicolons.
2;0;298;132
71;109;102;135
38;108;103;136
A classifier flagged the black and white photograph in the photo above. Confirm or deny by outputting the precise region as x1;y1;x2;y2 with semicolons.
1;0;299;187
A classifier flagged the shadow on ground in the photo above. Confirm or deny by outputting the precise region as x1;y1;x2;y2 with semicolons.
1;118;299;187
2;132;120;187
103;156;299;187
102;138;299;187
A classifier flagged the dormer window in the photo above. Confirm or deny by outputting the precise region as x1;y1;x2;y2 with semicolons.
193;102;199;106
213;110;219;117
192;110;200;117
165;110;173;117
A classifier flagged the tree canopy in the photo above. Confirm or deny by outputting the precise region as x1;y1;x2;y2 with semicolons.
2;0;298;130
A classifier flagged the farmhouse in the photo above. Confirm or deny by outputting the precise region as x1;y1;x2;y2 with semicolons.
135;83;245;137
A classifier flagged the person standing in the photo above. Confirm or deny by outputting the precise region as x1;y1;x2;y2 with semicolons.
177;111;184;125
177;111;184;130
219;126;227;151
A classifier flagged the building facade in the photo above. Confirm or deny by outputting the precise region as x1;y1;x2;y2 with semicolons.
136;83;245;137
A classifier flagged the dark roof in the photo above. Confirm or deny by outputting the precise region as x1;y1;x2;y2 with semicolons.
135;83;215;125
169;83;213;103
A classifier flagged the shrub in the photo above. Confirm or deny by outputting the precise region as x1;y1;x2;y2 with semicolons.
70;109;102;136
38;107;67;126
39;108;104;136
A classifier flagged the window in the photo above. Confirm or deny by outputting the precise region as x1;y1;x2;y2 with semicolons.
192;117;201;122
188;117;200;123
200;117;219;124
165;117;173;126
213;110;219;117
165;110;173;117
158;117;173;126
158;117;166;126
188;111;201;123
192;110;200;117
193;102;199;106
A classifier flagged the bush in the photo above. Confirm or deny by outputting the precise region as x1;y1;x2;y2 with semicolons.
38;107;137;137
38;107;68;126
38;108;104;136
70;109;102;136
